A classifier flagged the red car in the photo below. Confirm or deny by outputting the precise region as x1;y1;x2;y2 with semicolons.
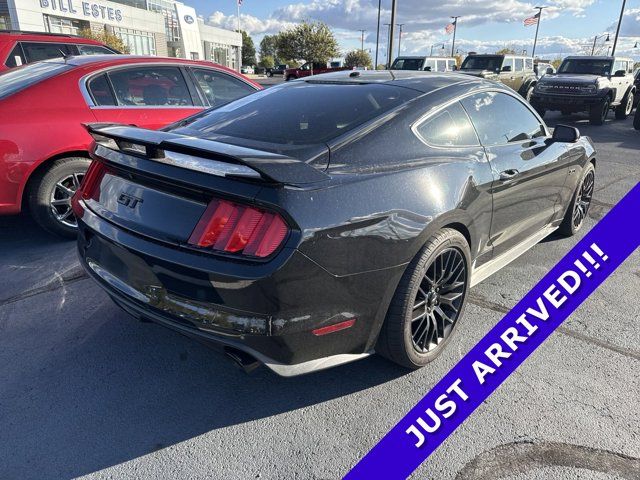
284;61;350;81
0;55;261;237
1;30;118;71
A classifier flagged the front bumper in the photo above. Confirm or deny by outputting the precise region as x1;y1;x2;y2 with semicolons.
76;200;404;375
531;91;607;109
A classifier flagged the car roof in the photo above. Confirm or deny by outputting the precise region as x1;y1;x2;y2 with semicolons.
0;30;104;45
563;56;614;60
41;55;234;69
298;70;501;93
394;56;455;60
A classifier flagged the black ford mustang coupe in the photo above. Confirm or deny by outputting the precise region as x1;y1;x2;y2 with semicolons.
73;71;596;376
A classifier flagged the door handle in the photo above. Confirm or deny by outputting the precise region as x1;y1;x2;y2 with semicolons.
499;169;520;181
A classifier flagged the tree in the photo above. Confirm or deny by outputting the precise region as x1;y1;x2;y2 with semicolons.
260;55;275;69
551;58;562;69
239;30;256;66
78;28;129;54
344;49;372;68
495;47;516;55
260;35;278;61
275;21;339;65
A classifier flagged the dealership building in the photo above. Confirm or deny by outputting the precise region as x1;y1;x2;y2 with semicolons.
1;0;242;70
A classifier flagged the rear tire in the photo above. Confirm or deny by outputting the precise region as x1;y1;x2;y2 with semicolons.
589;97;609;125
614;91;634;119
377;229;470;369
27;157;91;238
558;163;595;237
267;71;273;77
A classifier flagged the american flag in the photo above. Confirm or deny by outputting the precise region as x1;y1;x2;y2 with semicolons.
523;12;540;26
445;21;456;34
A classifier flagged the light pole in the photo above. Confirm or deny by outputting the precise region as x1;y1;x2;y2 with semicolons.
383;23;391;68
611;0;626;56
450;16;460;57
374;0;381;68
396;24;405;57
387;0;397;69
531;6;546;58
591;33;610;55
359;29;366;52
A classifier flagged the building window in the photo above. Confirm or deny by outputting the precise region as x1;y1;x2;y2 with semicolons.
147;0;180;42
0;15;10;30
108;0;146;8
44;15;88;35
112;26;157;56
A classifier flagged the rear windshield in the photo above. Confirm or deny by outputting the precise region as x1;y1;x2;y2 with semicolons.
558;59;613;76
460;56;503;72
172;82;419;144
0;61;73;99
391;58;424;70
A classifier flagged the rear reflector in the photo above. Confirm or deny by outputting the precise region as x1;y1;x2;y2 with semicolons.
312;319;356;336
188;198;289;258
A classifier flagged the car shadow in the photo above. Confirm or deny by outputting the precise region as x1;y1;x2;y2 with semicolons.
1;283;410;479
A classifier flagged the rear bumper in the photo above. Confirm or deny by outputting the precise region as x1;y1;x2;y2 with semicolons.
77;200;403;375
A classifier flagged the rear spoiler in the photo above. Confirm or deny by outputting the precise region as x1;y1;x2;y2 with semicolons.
85;124;330;185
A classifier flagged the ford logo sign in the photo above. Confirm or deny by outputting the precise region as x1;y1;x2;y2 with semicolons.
184;14;194;24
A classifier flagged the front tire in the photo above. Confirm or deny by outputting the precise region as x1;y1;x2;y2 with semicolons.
27;157;90;238
377;229;470;369
614;91;634;119
558;163;595;236
589;97;610;125
525;85;534;103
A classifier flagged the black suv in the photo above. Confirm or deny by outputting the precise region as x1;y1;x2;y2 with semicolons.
531;56;636;125
266;64;288;77
458;54;538;101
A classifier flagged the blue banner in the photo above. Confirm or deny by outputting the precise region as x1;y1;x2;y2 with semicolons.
346;182;640;479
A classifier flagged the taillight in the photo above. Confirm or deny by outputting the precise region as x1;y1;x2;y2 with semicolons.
71;161;107;216
188;198;289;258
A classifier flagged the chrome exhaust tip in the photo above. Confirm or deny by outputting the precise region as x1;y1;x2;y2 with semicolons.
224;347;261;374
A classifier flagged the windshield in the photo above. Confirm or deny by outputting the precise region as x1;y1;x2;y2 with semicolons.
391;58;424;70
170;82;419;145
558;59;612;75
460;56;503;71
0;61;73;99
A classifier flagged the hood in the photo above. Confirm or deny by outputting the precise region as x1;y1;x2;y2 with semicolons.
540;74;601;85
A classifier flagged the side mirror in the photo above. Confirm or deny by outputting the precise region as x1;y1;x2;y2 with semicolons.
501;65;512;72
546;67;554;75
552;124;580;143
614;70;626;77
423;66;432;71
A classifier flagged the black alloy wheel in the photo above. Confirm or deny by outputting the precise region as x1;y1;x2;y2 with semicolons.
378;228;471;369
590;97;609;125
559;163;595;236
410;248;466;353
572;169;594;229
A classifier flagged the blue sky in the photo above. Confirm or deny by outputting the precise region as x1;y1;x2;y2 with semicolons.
189;1;640;61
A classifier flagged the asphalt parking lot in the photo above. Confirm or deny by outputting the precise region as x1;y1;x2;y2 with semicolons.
1;112;639;480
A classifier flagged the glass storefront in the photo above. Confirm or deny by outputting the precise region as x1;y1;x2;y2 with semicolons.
204;42;240;70
112;26;157;56
44;15;89;35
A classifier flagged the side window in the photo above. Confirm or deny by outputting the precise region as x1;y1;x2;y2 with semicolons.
425;59;436;71
515;58;524;71
447;60;456;71
525;58;533;71
613;60;625;73
502;57;514;71
437;60;446;72
87;74;116;106
415;101;479;147
107;67;193;106
192;68;255;106
77;44;115;55
460;91;545;145
21;42;72;63
5;44;25;68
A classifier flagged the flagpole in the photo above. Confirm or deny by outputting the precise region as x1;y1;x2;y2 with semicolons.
611;0;627;56
450;16;459;57
531;6;545;58
387;0;397;69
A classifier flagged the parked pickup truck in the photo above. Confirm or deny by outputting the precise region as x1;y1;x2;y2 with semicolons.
284;61;350;81
530;56;636;125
